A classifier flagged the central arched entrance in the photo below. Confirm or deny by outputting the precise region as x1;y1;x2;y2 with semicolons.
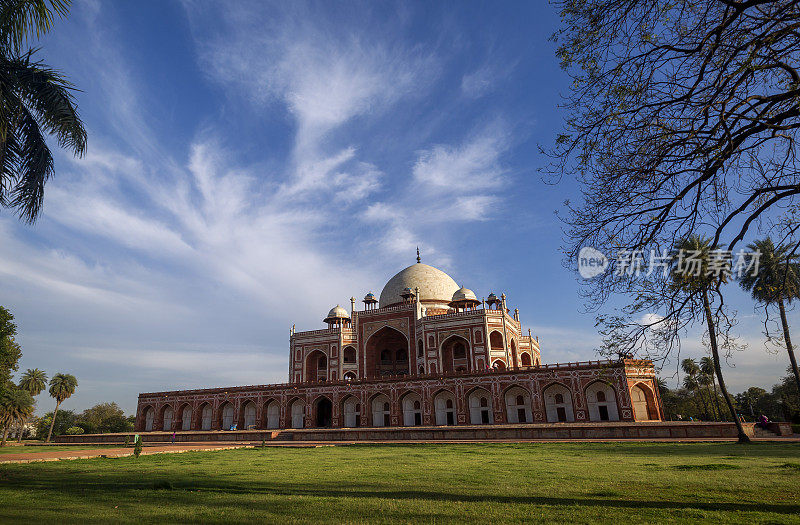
365;326;410;377
315;397;333;427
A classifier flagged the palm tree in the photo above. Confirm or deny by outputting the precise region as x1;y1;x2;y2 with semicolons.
681;358;708;418
45;372;76;443
699;356;722;420
0;0;86;223
16;368;46;441
739;237;800;399
671;235;750;442
0;387;34;446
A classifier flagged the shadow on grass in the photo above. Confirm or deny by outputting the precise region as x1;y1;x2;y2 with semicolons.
1;470;799;516
341;442;800;459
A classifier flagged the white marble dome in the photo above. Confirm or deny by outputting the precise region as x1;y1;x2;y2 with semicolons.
325;305;350;320
379;263;460;308
452;286;477;302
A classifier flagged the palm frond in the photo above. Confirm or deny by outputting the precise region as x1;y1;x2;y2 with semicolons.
5;51;86;155
0;0;70;54
739;237;800;304
7;94;52;222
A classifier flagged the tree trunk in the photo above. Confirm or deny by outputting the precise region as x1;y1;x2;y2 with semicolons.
691;386;705;419
46;400;61;444
16;420;24;442
696;384;710;420
710;379;722;421
778;299;800;399
1;421;9;447
703;290;750;443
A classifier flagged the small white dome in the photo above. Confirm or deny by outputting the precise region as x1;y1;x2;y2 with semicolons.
452;286;477;302
325;305;350;320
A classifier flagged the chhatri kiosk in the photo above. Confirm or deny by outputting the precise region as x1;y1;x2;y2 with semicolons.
136;255;662;433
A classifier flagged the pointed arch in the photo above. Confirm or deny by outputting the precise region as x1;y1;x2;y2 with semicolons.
288;397;305;429
198;402;213;430
176;402;193;431
542;382;575;422
217;401;235;430
313;395;333;428
440;334;471;373
433;389;457;426
503;385;532;423
341;395;362;428
365;326;410;378
399;391;423;426
159;403;174;432
467;387;493;425
342;346;357;364
239;399;258;429
630;382;657;421
489;330;504;352
585;380;620;421
305;350;328;382
263;398;280;429
370;392;392;427
142;405;155;431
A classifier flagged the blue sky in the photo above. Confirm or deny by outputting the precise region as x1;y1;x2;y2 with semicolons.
0;1;794;415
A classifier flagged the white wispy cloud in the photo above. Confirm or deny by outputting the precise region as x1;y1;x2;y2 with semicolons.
1;1;531;414
460;61;516;99
189;2;435;202
363;122;511;257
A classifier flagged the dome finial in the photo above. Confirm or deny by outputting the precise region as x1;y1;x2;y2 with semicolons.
416;246;421;263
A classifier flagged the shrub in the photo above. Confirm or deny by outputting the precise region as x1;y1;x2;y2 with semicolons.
65;426;84;435
133;436;142;457
124;435;130;447
35;410;77;439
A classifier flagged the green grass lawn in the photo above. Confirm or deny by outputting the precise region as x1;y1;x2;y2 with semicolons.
0;444;118;454
0;442;798;523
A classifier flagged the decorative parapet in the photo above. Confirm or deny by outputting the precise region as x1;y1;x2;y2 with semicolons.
292;327;356;340
138;358;628;398
622;359;656;377
356;303;416;318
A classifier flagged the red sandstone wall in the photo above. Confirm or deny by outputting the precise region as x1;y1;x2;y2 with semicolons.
136;361;657;432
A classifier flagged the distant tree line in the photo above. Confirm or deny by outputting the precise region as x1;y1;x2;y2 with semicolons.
658;361;799;425
0;304;135;443
35;402;135;438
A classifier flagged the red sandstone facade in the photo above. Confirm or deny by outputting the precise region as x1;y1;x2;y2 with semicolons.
136;260;663;432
